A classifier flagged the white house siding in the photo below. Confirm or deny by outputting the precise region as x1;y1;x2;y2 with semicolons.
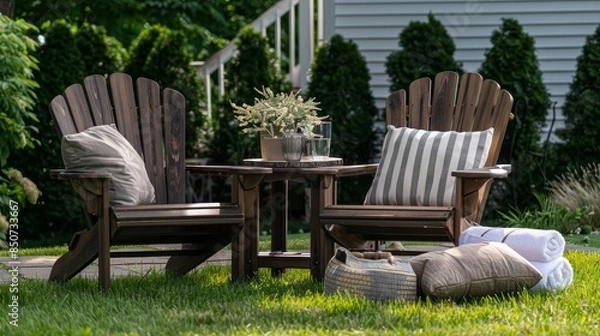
332;0;600;139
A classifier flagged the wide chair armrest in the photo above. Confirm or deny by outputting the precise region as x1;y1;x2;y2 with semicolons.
50;169;112;180
451;164;511;179
318;163;379;178
186;164;272;177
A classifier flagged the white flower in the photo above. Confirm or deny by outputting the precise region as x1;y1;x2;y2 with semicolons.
231;87;326;138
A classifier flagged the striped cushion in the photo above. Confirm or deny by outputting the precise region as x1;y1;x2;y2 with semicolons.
365;126;494;206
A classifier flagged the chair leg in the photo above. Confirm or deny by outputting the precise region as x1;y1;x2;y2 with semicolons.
165;238;230;277
49;225;99;282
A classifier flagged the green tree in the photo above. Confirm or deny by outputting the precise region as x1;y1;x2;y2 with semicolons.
74;23;128;75
385;12;463;92
0;15;40;244
479;18;550;212
15;0;279;57
125;25;207;158
555;24;600;171
306;34;379;204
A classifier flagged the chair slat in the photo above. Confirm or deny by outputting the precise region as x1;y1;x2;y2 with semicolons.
109;73;143;155
430;71;458;131
385;90;407;127
407;77;431;129
163;88;186;204
485;90;513;166
454;72;483;131
83;75;114;125
472;79;501;131
49;95;77;138
63;84;94;132
136;77;168;204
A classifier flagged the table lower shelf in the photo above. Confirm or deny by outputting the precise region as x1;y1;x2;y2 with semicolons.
257;251;311;269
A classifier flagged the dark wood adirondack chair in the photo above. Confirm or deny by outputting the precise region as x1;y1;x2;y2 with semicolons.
320;71;514;253
48;72;268;288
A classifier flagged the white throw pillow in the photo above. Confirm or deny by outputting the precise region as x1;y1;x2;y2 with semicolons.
61;124;156;206
365;126;494;206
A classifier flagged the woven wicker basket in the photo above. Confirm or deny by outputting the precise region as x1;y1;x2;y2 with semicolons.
324;247;417;302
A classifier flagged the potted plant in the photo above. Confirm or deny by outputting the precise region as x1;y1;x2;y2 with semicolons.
231;87;325;160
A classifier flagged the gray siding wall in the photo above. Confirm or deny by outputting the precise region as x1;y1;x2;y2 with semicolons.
333;0;600;138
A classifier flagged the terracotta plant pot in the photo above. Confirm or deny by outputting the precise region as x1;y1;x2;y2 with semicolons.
260;137;284;161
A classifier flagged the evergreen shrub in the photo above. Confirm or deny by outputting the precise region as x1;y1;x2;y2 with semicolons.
556;24;600;171
385;12;463;92
125;25;207;158
479;18;551;215
306;34;379;204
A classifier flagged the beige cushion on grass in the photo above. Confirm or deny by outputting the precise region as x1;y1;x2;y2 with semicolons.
409;242;542;300
365;126;493;206
61;124;156;206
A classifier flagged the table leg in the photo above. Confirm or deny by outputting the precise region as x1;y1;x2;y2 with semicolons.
231;175;261;281
310;175;335;280
270;180;288;276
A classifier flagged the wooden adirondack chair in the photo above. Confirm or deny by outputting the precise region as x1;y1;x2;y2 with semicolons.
48;72;268;288
320;71;514;253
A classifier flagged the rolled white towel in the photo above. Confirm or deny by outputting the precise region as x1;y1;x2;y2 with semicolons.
529;257;574;292
459;226;565;262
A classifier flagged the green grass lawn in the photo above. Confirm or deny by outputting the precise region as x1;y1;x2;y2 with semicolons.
564;233;600;248
1;250;599;335
3;232;597;257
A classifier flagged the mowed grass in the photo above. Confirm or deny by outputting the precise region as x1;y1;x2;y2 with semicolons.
1;250;599;335
0;233;312;257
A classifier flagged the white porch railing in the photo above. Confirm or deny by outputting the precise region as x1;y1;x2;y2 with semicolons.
192;0;334;119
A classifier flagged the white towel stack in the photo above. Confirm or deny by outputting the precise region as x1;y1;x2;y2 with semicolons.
459;226;573;292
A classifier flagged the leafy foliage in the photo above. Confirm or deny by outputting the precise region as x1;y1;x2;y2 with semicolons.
555;24;600;170
15;0;278;57
124;24;207;157
74;23;128;75
499;192;586;234
549;163;600;229
0;15;39;166
16;0;146;47
0;15;41;244
307;34;380;204
479;18;551;213
385;13;463;92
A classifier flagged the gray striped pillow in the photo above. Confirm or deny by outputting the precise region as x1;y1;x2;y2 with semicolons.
365;126;494;206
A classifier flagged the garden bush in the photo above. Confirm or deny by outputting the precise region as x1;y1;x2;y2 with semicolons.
499;192;583;234
555;24;600;171
306;34;379;204
0;15;41;244
124;24;207;158
548;163;600;229
385;12;463;92
75;23;128;75
479;18;551;216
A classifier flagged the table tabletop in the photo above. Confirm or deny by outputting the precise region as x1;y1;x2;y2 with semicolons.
243;157;343;168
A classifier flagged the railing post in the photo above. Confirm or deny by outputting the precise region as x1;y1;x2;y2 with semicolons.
298;0;314;90
289;0;297;87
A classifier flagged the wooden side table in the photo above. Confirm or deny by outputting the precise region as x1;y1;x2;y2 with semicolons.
239;158;343;280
